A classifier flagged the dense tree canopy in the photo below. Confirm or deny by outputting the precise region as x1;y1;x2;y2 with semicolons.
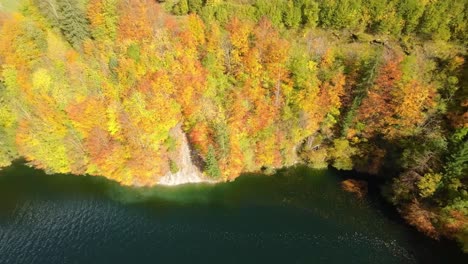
0;0;466;252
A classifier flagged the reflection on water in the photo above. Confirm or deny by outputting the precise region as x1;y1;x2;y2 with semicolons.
0;162;466;264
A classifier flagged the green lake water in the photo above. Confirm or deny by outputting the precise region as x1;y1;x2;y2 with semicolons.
0;163;466;264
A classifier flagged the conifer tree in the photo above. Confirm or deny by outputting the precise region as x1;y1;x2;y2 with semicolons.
445;130;468;179
205;145;221;178
188;0;204;13
57;0;90;47
302;0;320;28
173;0;189;15
283;0;302;29
34;0;59;27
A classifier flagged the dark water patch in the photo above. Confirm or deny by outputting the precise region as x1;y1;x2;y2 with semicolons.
0;162;466;264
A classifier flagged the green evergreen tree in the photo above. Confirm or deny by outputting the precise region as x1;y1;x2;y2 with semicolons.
397;0;425;35
283;0;302;29
214;122;230;159
205;145;221;178
302;0;320;28
445;129;468;179
57;0;90;47
173;0;189;15
0;81;19;168
447;0;468;43
188;0;204;13
33;0;60;28
254;0;284;27
319;0;363;30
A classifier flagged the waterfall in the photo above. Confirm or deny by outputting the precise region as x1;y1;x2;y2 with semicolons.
157;125;210;186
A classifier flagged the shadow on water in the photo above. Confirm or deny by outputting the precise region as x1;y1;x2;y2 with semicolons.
334;168;467;264
0;161;466;264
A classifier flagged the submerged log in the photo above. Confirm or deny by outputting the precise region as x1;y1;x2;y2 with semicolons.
341;179;368;198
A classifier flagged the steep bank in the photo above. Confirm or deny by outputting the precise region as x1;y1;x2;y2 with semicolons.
157;124;212;186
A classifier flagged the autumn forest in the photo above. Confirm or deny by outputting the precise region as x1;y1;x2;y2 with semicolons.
0;0;466;252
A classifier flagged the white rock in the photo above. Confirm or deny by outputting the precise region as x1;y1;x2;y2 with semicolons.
158;125;210;186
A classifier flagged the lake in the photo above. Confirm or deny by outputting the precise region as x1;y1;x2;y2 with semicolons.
0;162;466;264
